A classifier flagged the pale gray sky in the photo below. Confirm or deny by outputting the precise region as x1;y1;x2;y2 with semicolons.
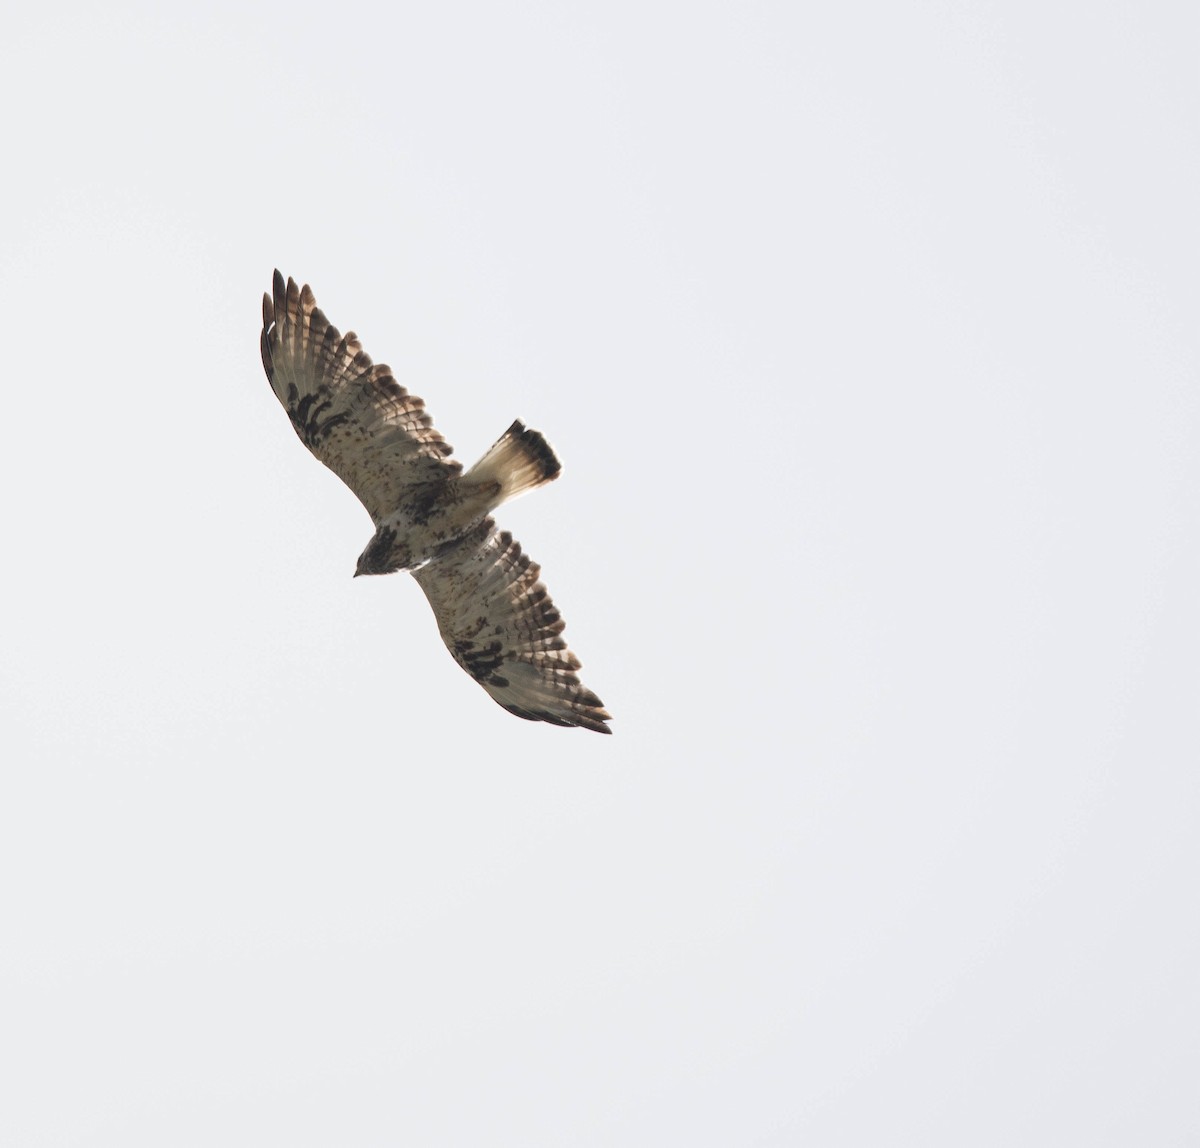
1;1;1197;1144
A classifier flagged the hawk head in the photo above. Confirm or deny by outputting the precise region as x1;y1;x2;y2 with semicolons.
354;528;411;577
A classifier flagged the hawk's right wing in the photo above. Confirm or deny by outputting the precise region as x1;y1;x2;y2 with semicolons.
413;519;611;733
261;271;459;523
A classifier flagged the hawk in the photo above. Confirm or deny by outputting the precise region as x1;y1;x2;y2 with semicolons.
260;271;611;734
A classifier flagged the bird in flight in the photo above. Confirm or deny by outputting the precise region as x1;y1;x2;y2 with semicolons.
260;271;611;733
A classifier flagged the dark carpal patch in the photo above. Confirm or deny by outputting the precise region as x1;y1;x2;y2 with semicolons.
287;388;350;446
454;639;506;682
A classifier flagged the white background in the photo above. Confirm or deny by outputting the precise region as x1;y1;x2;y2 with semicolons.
1;2;1197;1144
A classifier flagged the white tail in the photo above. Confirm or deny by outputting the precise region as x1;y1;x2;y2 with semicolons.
465;419;562;506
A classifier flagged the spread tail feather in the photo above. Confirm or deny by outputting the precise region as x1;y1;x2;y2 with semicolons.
466;419;561;506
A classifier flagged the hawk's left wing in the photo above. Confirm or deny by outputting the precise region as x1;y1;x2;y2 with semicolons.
413;520;611;733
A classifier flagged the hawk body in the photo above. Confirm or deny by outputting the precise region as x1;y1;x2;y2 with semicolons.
260;271;610;734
